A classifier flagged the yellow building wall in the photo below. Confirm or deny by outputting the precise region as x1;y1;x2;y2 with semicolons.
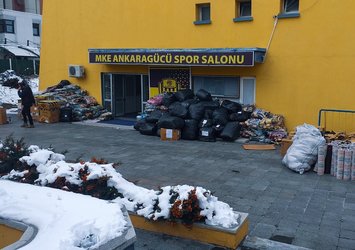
40;0;355;131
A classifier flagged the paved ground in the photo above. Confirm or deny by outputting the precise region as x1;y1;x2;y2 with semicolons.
1;115;355;250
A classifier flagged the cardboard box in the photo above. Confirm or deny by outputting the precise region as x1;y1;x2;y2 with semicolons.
160;128;181;141
38;100;61;123
0;107;7;125
280;139;293;156
31;105;39;121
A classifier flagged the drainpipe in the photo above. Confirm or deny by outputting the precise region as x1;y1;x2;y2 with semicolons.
264;15;279;62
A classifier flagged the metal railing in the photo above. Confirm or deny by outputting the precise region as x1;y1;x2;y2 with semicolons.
318;109;355;132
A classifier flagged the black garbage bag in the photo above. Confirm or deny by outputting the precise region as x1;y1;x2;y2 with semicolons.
182;119;199;140
175;89;195;102
188;103;205;121
204;109;213;119
213;124;225;138
200;100;220;111
157;115;185;129
199;118;213;128
60;107;73;122
244;110;253;120
212;108;229;125
139;122;157;136
58;80;71;88
162;93;177;107
180;99;199;109
156;128;161;137
221;100;242;113
134;119;146;131
196;89;212;101
229;111;248;122
169;102;188;118
220;122;241;141
199;127;216;142
145;110;163;123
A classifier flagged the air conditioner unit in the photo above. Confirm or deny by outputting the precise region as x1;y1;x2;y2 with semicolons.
68;65;85;78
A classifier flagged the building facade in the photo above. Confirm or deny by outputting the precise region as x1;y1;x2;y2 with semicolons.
40;0;354;131
0;0;42;59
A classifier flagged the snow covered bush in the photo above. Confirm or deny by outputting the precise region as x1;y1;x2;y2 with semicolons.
0;135;30;175
0;137;240;228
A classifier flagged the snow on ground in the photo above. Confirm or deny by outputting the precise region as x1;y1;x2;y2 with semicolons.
0;73;39;106
0;180;127;250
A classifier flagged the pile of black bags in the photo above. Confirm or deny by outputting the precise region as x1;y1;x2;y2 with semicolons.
135;89;245;142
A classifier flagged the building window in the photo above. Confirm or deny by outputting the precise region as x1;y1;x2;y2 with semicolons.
193;76;240;99
238;0;251;17
283;0;299;13
0;19;15;33
234;0;253;22
13;0;26;12
240;77;255;105
278;0;300;18
193;76;256;104
194;3;211;25
33;23;40;36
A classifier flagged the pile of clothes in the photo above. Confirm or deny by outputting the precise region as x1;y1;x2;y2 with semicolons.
241;108;287;143
37;80;112;121
135;89;287;143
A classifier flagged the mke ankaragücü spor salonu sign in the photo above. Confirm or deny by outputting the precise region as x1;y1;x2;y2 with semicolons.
88;49;262;66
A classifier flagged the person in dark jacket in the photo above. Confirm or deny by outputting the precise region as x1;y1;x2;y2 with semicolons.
18;80;36;128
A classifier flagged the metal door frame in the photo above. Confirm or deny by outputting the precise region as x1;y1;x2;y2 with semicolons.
101;73;113;113
102;72;148;116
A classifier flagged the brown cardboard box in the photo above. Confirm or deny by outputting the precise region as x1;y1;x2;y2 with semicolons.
280;139;293;156
31;105;39;121
0;107;7;125
38;100;61;123
160;128;181;141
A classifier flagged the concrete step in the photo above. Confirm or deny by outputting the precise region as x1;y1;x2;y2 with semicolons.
240;236;312;250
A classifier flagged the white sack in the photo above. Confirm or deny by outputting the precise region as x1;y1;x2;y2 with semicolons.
282;124;326;174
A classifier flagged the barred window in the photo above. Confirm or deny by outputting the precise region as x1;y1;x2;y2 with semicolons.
0;19;15;34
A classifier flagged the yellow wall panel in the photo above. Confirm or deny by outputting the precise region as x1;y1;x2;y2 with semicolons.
40;0;355;131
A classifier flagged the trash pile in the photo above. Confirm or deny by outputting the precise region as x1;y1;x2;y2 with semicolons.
0;70;23;88
36;80;112;121
241;108;287;143
135;89;287;143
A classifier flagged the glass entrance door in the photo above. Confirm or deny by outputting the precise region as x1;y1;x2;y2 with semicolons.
113;75;125;116
102;73;149;117
102;74;113;112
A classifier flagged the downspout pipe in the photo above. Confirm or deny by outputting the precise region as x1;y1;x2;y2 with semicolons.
263;15;279;62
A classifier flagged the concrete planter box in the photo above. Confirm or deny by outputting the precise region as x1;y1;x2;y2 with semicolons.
129;212;248;249
0;218;37;250
0;207;136;250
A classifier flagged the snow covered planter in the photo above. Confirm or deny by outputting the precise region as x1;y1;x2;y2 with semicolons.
0;180;136;250
0;138;248;248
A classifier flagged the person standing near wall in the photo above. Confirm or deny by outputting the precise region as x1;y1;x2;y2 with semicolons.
18;80;36;128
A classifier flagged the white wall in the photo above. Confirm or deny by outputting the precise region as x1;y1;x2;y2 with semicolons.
0;9;41;47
